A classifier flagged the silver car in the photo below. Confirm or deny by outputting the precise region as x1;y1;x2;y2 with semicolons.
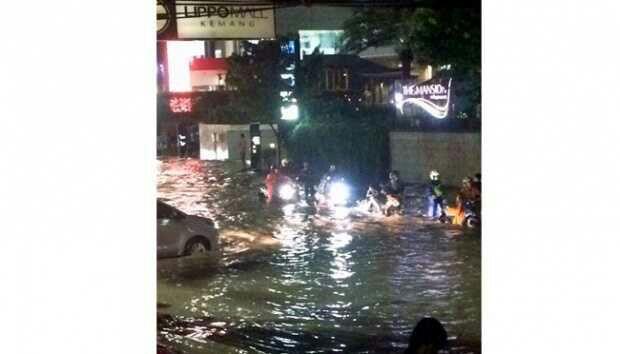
157;200;220;259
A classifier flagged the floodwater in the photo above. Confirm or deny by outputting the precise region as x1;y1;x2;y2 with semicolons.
157;158;480;354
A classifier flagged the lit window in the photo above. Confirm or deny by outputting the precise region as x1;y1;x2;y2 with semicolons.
323;69;348;91
299;30;344;59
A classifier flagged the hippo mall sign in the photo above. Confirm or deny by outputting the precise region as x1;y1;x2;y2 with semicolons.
157;0;275;39
394;77;452;119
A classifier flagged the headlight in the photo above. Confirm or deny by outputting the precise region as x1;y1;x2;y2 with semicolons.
329;181;350;205
278;183;296;200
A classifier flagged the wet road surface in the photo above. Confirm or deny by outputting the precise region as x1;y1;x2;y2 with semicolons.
157;158;480;354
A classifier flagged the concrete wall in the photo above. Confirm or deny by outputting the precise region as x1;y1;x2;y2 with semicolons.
390;132;481;186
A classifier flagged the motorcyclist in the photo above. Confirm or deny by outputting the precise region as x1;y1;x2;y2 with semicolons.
296;161;314;202
264;165;280;203
381;171;404;215
427;170;447;220
460;176;481;217
445;193;466;225
280;159;293;178
365;185;385;214
460;177;480;203
472;173;481;194
318;164;338;195
316;164;348;208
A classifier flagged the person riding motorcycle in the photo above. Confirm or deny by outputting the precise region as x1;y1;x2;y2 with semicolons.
459;177;481;219
365;184;385;214
316;164;349;208
280;159;293;178
427;170;447;221
264;165;280;203
317;164;338;196
445;193;466;225
381;171;404;216
296;161;315;202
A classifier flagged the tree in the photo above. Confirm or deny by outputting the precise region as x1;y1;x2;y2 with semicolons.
224;40;291;164
342;1;481;116
225;40;282;123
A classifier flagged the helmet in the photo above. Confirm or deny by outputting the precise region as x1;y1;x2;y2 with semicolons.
430;170;440;180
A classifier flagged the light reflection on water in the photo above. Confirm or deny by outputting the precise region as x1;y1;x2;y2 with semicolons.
158;159;480;353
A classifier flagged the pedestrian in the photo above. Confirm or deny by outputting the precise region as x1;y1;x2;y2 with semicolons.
404;317;448;354
239;133;247;167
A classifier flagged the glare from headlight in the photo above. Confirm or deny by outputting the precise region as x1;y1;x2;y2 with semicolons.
279;183;296;200
329;181;350;205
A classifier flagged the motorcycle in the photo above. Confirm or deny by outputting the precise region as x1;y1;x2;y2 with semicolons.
463;201;481;228
314;177;352;211
361;185;403;217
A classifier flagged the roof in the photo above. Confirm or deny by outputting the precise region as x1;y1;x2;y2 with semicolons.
275;6;354;35
190;57;229;71
318;54;400;75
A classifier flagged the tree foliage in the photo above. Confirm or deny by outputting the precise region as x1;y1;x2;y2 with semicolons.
224;40;285;124
343;2;481;115
225;42;392;182
288;82;393;185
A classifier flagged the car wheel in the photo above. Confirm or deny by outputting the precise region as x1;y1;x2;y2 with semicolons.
185;237;210;257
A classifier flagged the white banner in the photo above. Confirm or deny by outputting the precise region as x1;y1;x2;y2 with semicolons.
176;4;275;39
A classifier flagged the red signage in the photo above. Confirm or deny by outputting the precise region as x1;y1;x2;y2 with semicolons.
169;97;192;113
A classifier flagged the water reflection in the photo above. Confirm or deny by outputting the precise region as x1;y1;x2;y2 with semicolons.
157;159;480;353
328;232;354;281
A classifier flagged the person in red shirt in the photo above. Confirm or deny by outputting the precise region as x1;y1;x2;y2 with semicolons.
264;166;280;203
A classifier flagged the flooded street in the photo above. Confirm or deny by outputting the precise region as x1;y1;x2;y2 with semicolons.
157;158;480;354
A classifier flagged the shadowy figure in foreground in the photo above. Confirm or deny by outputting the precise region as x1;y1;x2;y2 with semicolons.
404;317;448;354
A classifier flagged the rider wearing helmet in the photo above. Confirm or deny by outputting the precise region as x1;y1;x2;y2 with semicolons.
297;161;315;201
318;164;338;195
427;170;446;220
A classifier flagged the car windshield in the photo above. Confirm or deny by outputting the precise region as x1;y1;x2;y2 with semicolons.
157;201;184;219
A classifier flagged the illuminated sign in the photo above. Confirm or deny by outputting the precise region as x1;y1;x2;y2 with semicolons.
169;97;192;113
175;3;275;39
395;77;452;119
157;1;171;34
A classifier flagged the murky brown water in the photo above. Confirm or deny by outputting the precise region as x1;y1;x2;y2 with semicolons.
157;158;480;354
